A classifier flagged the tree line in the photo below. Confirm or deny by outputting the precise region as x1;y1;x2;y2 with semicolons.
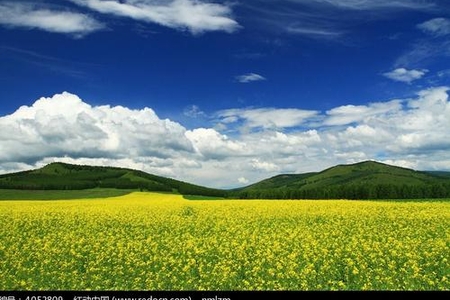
232;183;450;199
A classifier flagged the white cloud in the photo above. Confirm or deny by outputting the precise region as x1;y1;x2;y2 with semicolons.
238;177;249;184
395;17;450;67
388;87;450;151
335;125;393;150
250;159;280;172
0;46;88;78
307;0;434;10
383;68;428;84
235;73;266;83
217;108;319;129
418;18;450;37
437;69;450;78
0;91;193;166
70;0;240;34
324;100;402;126
239;0;435;44
286;25;344;38
1;87;450;188
183;105;205;118
334;151;368;161
185;128;247;160
395;40;450;67
0;2;104;37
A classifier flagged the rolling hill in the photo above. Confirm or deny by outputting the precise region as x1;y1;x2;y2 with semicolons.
0;162;226;197
232;161;450;199
0;160;450;199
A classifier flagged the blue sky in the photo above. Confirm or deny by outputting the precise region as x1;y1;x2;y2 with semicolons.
1;0;450;188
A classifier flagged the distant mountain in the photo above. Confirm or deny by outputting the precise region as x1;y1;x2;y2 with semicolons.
1;160;449;199
0;162;226;197
233;161;450;199
425;171;450;179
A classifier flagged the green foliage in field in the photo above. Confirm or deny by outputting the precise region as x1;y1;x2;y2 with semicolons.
234;161;450;199
0;193;448;290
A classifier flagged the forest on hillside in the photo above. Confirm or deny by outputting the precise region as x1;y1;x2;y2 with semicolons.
233;183;450;199
1;162;450;199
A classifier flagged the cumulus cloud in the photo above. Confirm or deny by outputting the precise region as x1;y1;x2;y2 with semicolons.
383;68;428;83
0;92;193;166
250;159;280;172
235;73;266;83
334;124;393;150
418;18;450;37
185;128;247;160
0;2;104;37
70;0;240;34
1;87;450;188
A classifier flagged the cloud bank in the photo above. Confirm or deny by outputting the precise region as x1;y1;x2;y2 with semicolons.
1;88;450;188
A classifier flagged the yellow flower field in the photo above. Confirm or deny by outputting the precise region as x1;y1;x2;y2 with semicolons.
0;192;449;290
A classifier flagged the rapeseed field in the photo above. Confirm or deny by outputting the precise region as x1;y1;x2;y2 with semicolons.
0;193;448;290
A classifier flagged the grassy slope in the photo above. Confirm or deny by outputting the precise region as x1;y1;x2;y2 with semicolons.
301;161;436;187
0;162;226;197
238;160;450;193
1;161;450;200
0;189;132;200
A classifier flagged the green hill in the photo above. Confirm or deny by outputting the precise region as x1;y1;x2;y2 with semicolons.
1;160;450;200
233;161;450;199
0;162;226;197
